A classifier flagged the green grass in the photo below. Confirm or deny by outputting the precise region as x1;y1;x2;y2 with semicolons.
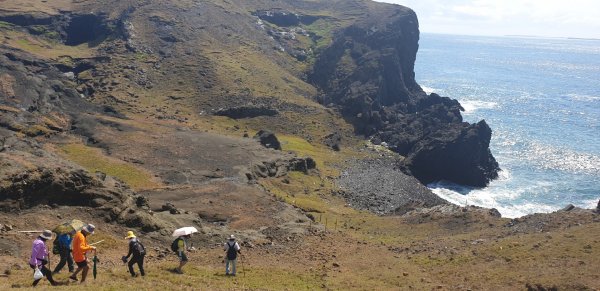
57;143;159;190
0;21;14;29
3;261;323;290
303;19;337;51
2;30;96;59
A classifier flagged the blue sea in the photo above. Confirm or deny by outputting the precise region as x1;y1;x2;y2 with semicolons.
416;33;600;218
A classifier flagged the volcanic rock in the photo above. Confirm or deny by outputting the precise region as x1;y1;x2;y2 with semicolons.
338;158;447;215
309;6;499;187
254;130;281;150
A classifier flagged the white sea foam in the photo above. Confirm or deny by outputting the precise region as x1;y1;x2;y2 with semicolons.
421;85;438;94
428;177;562;218
459;100;499;114
583;199;599;209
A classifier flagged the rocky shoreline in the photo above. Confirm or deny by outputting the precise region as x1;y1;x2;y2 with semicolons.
337;157;447;215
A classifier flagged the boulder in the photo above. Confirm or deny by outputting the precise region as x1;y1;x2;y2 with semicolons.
560;204;575;212
161;202;181;214
287;157;316;173
254;130;281;150
399;120;500;187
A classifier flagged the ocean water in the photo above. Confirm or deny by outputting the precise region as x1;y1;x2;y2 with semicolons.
415;33;600;218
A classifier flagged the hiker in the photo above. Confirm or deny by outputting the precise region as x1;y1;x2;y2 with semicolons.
172;234;193;274
30;230;58;287
70;224;96;283
122;231;146;277
223;235;241;276
53;230;75;274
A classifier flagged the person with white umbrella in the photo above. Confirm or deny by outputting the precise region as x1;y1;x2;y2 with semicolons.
171;227;197;274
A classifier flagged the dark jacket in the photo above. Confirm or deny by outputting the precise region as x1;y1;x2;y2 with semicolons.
126;238;144;258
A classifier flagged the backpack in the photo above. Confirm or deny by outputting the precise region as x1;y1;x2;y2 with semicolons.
133;240;146;256
52;238;60;255
171;238;181;253
226;241;237;260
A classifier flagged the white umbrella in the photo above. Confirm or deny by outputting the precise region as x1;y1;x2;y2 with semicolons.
172;226;198;237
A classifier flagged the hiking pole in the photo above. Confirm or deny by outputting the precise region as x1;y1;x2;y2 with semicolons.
47;246;51;272
240;254;245;278
89;240;105;246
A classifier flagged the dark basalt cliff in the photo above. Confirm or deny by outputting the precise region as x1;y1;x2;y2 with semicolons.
309;4;499;187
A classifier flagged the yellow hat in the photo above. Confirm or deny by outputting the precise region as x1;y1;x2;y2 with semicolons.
125;231;136;239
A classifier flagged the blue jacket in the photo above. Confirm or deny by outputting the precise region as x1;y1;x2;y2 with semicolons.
57;234;72;250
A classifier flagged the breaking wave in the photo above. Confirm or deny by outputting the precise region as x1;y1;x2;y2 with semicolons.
421;85;439;95
459;100;499;114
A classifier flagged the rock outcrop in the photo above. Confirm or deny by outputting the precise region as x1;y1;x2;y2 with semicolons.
248;156;316;180
254;130;282;150
309;5;499;186
0;151;164;232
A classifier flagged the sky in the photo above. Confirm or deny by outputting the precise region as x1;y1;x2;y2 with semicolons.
374;0;600;39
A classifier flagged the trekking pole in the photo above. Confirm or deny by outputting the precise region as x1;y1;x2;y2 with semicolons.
240;254;245;278
47;246;51;271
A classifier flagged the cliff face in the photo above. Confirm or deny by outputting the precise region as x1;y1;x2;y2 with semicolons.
309;3;499;187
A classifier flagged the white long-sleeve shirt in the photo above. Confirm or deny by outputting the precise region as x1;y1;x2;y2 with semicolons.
224;240;240;252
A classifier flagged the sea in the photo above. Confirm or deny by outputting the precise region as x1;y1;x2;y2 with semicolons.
415;33;600;218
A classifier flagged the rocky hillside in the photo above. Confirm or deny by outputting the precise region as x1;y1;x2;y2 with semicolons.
0;1;597;290
1;0;498;189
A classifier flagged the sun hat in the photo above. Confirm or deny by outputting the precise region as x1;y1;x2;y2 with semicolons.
125;231;136;239
83;224;95;234
40;230;53;240
229;234;235;240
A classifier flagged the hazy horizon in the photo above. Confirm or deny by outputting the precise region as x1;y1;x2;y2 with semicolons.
374;0;600;39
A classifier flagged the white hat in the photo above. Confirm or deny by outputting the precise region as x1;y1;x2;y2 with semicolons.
229;234;235;240
83;224;95;234
40;230;53;240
